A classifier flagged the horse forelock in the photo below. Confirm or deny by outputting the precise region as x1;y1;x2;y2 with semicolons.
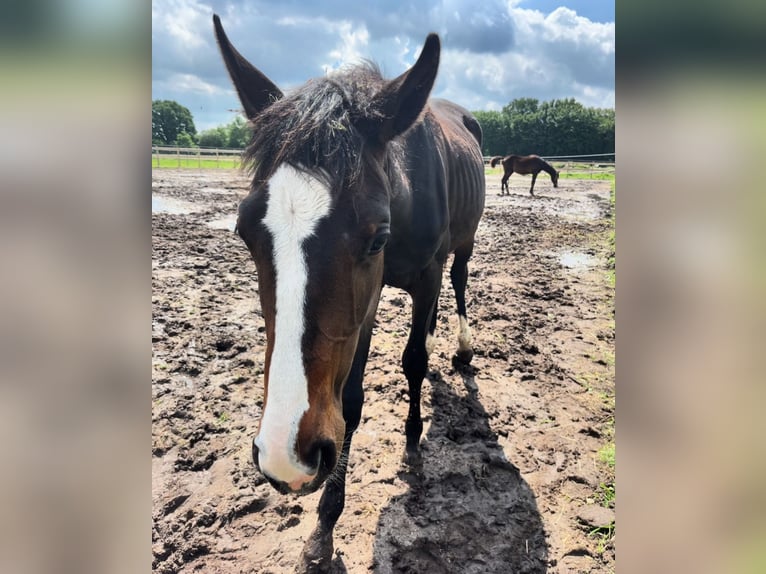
243;63;389;195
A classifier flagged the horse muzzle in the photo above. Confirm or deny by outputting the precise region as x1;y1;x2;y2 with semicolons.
252;438;337;495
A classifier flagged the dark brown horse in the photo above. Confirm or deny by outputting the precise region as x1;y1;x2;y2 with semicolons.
214;15;485;572
490;154;559;196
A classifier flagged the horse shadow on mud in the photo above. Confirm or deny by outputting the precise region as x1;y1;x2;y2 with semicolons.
371;362;548;574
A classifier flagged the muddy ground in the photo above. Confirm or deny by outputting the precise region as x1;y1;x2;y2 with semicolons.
152;169;615;573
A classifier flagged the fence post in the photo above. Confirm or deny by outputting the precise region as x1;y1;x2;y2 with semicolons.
216;148;220;168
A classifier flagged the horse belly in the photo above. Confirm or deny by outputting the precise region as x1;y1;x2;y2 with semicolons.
446;165;485;250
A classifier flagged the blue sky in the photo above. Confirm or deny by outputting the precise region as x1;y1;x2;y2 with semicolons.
152;0;614;132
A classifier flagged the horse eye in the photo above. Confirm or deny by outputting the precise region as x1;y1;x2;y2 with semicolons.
367;229;390;256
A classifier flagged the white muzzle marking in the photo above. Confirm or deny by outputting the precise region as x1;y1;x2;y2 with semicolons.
255;165;332;485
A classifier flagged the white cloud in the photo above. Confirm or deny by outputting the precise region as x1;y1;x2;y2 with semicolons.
507;5;615;92
152;0;213;50
151;0;614;128
327;22;371;71
158;73;227;96
273;17;371;74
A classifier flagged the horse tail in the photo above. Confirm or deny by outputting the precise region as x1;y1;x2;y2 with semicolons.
490;156;504;168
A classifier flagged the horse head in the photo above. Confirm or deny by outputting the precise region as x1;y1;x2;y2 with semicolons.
214;15;440;494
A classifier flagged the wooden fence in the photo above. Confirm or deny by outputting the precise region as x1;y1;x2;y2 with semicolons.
484;157;614;178
152;146;614;177
543;160;614;178
152;146;244;168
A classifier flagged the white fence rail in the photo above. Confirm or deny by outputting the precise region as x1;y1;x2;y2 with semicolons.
152;145;244;168
483;156;615;177
151;146;614;176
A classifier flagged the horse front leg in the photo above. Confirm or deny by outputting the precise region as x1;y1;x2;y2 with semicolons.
450;243;475;365
425;282;441;358
500;172;510;195
300;432;354;573
401;263;442;466
529;172;538;196
299;315;374;573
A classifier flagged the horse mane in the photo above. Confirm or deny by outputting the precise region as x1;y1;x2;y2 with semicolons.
243;62;389;193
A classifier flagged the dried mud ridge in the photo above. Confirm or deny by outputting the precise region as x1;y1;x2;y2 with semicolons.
153;170;615;573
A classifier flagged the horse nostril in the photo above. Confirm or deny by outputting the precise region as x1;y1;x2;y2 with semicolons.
306;439;337;475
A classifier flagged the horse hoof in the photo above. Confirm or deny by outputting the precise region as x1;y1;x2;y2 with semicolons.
299;529;334;574
402;447;423;469
453;348;474;365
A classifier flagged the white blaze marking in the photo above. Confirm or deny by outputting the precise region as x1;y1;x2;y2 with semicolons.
254;165;332;484
457;315;472;352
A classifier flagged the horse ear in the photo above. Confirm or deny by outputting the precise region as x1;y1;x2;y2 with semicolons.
213;14;283;119
363;34;441;145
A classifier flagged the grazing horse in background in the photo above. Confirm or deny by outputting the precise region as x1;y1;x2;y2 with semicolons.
490;154;559;196
214;15;485;572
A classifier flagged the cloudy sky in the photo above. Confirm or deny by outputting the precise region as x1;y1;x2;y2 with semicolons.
152;0;614;131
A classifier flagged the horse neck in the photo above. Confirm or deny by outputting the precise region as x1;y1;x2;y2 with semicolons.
539;159;556;176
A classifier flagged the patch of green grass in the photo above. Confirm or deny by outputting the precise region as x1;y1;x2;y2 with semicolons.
598;481;616;507
559;171;615;181
484;166;615;181
589;522;615;556
153;157;242;169
218;412;230;423
598;442;615;469
598;391;615;410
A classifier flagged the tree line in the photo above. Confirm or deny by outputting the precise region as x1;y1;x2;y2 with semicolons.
473;97;614;158
152;100;250;149
153;97;614;157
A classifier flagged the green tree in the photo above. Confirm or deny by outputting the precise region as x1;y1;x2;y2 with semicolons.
502;97;539;117
537;99;591;155
198;126;229;148
152;100;197;145
196;116;250;149
472;111;508;156
175;131;197;148
595;108;615;155
474;97;614;158
226;116;250;148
